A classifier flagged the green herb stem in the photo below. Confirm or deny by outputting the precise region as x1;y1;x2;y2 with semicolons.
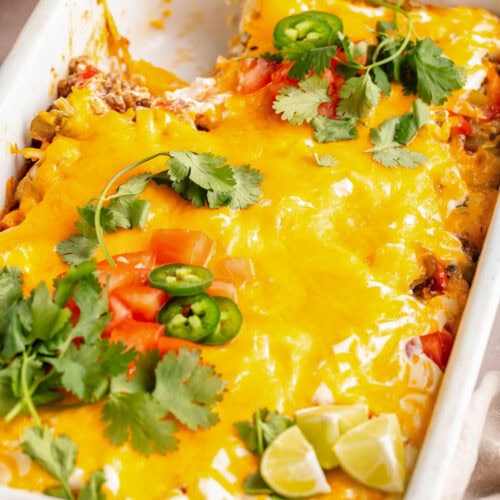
5;352;42;426
94;151;170;267
364;0;414;72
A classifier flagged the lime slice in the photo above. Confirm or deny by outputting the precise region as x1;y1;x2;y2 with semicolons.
333;413;406;493
260;425;331;498
295;404;369;469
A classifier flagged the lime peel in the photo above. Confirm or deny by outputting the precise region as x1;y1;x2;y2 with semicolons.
333;413;406;493
260;425;331;498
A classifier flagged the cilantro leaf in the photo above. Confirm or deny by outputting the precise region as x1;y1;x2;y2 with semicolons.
53;260;99;308
153;348;225;431
273;76;331;125
49;339;134;402
282;43;338;81
234;407;294;455
337;73;381;118
56;234;98;266
22;426;77;498
221;164;264;210
28;283;72;343
404;39;466;105
0;267;23;333
394;99;430;145
153;151;263;209
367;117;427;168
312;152;338;167
79;469;107;500
372;148;427;168
102;392;178;456
311;115;358;142
56;173;151;265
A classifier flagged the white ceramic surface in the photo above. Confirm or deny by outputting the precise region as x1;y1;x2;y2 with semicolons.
0;1;498;499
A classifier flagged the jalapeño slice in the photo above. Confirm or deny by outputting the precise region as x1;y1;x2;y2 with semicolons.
273;11;343;50
158;293;220;342
149;263;213;296
202;296;243;346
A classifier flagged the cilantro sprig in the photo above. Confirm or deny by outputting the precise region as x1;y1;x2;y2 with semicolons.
234;408;294;498
0;263;226;498
56;151;263;266
365;99;430;167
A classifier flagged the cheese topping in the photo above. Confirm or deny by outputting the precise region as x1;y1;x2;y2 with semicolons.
0;0;498;498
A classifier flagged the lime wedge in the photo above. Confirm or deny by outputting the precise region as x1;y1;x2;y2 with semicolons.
333;413;406;493
295;404;369;469
260;425;331;498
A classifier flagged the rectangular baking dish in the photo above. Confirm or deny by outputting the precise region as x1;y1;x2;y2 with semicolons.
0;0;498;498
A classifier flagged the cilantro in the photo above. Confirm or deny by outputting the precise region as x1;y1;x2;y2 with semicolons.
282;43;338;81
366;102;429;168
22;426;77;499
337;73;381;118
153;348;225;430
153;151;263;210
234;407;294;456
56;172;150;266
272;76;331;125
311;115;358;142
79;470;107;500
312;152;338;167
102;392;178;456
22;426;107;500
404;39;466;105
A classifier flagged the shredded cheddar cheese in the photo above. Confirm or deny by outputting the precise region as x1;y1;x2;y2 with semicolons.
0;0;498;498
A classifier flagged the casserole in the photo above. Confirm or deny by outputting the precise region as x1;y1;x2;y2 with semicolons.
0;0;499;498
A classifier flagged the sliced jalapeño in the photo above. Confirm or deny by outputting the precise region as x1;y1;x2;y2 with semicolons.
157;293;220;342
149;263;213;296
202;296;243;346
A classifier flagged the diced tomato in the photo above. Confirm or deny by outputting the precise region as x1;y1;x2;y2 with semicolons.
419;331;454;371
150;228;215;266
449;112;473;137
75;65;100;89
207;279;238;301
237;58;276;94
268;61;298;99
111;286;168;322
486;66;500;119
104;294;133;335
430;258;448;294
113;251;156;269
157;336;201;354
109;319;165;353
97;266;141;291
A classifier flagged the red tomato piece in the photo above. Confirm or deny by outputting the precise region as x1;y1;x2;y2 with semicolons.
97;266;139;291
430;259;448;294
449;112;473;137
206;279;238;301
420;331;454;371
104;294;133;336
109;319;165;353
111;286;168;322
157;336;201;354
237;58;276;94
150;228;215;267
268;61;298;99
75;65;99;88
113;251;156;269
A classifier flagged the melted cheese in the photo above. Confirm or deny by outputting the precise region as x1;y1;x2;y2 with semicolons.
0;1;499;498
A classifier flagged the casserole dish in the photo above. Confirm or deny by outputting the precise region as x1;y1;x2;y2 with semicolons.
0;0;498;498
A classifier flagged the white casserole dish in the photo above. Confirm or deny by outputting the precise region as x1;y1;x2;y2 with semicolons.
0;0;498;498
